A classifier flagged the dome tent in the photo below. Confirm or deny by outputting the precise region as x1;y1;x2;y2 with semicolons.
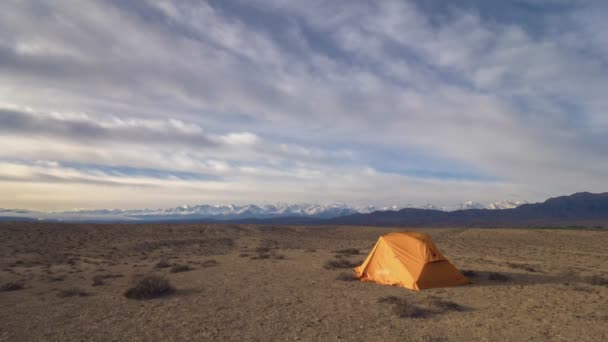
354;231;470;290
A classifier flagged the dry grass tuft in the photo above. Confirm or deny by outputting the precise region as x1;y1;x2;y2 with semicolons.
586;275;608;287
170;264;193;273
507;262;540;273
124;275;175;300
334;248;360;255
57;287;90;298
1;281;25;292
155;259;171;269
378;296;470;319
201;260;219;267
251;254;271;260
92;273;124;286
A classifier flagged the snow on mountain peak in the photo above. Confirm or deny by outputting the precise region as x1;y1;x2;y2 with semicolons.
0;199;528;222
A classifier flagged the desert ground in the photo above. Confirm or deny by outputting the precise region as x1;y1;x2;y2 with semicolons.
0;222;606;342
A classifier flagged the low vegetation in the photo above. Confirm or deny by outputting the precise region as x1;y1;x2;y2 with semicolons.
92;273;124;286
378;296;470;319
507;262;540;273
57;288;90;298
378;296;431;318
334;248;360;255
155;259;171;269
0;281;24;292
586;275;608;287
124;275;175;300
170;264;193;273
201;260;219;267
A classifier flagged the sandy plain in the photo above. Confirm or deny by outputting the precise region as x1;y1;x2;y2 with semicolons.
0;222;606;341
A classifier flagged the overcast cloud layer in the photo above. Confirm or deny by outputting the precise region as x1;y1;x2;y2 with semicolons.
1;0;607;210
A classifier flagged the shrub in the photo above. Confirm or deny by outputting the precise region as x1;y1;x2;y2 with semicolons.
92;273;124;286
201;260;218;267
507;263;539;273
57;288;90;298
586;275;608;287
334;248;360;255
377;296;401;304
238;253;250;258
430;298;467;312
155;259;171;269
170;264;193;273
0;281;24;292
124;275;175;300
323;259;360;270
392;301;431;318
251;254;271;260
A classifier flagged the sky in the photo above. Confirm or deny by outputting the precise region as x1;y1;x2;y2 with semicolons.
1;0;608;211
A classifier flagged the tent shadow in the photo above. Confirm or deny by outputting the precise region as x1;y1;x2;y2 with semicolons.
462;270;569;287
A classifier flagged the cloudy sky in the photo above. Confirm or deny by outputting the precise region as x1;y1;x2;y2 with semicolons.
1;0;607;211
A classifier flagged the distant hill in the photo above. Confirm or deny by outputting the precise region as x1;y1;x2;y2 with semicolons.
323;192;608;228
0;193;606;227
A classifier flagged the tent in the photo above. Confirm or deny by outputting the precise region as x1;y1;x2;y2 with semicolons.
354;231;470;290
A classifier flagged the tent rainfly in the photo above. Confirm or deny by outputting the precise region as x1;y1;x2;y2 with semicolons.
354;231;470;290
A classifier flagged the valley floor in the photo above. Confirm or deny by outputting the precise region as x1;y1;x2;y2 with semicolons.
0;223;607;341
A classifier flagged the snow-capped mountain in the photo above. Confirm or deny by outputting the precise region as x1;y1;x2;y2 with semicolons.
485;200;528;210
0;200;528;222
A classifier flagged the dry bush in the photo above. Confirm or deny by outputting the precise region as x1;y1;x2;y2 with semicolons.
201;260;218;267
336;272;358;281
47;275;66;282
255;247;271;253
507;262;540;273
273;254;286;260
324;259;360;270
586;275;608;287
379;297;431;318
428;298;467;313
251;254;271;260
170;264;193;273
57;288;90;298
155;259;171;269
238;253;250;258
124;275;175;300
0;281;24;292
379;296;469;319
304;248;316;253
334;248;360;255
92;273;124;286
377;296;401;304
488;272;511;282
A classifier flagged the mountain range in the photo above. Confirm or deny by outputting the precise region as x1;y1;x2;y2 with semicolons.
320;192;608;228
1;193;606;228
0;200;527;222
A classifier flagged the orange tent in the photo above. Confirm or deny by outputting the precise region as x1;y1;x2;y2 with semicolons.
354;231;470;290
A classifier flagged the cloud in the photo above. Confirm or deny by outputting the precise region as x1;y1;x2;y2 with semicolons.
0;0;607;210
